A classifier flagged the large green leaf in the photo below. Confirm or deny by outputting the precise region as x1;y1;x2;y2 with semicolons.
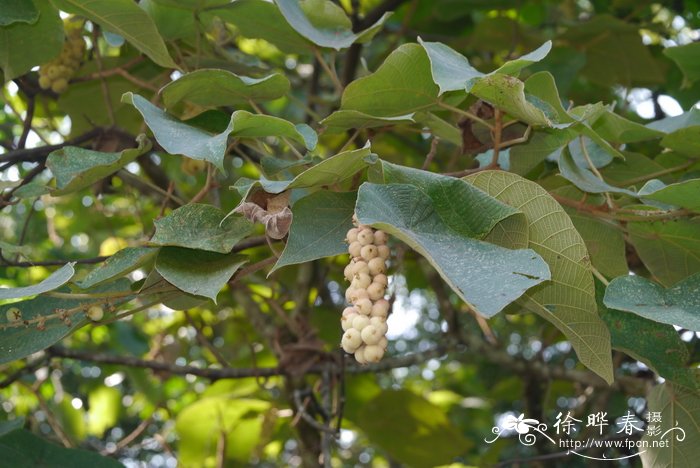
0;281;131;364
466;171;614;383
46;134;152;196
337;44;440;116
321;111;415;130
160;69;290;112
78;247;157;289
0;0;39;26
52;0;177;69
0;428;123;467
379;161;520;239
597;281;696;390
565;209;628;279
151;204;253;253
591;110;664;143
628;217;700;287
640;384;700;468
0;262;74;300
510;127;575;175
0;0;63;80
176;397;270;465
661;126;700;156
604;274;700;332
271;191;355;272
664;42;700;85
355;183;550;317
275;0;391;50
155;247;247;302
227;111;317;150
355;390;471;468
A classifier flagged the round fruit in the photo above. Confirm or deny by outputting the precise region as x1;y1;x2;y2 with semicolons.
346;227;359;243
352;272;372;289
86;305;104;321
6;307;22;323
360;244;378;261
361;325;382;345
341;329;362;353
374;230;388;245
364;345;384;363
356;228;375;246
366;282;385;301
377;245;391;260
351;315;370;331
355;297;373;315
368;257;386;275
348;241;362;258
371;299;390;318
354;347;368;364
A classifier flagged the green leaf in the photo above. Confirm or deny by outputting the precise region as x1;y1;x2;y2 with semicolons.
204;0;309;54
355;390;471;468
0;419;24;437
466;171;614;383
46;134;152;196
78;247;157;289
418;38;552;94
151;204;253;253
0;262;75;300
510;127;575;175
604;274;700;332
176;397;270;465
123;93;317;172
597;281;696;390
272;191;355;272
232;143;376;197
275;0;391;50
0;428;123;467
468;74;553;126
0;0;39;26
161;69;290;111
321;111;415;130
647;108;700;133
379;161;520;239
558;147;636;196
0;281;131;364
0;0;63;81
0;240;31;257
565;209;628;279
640;383;700;467
356;183;550;317
640;179;700;212
413;112;462;145
155;247;247;302
51;0;177;69
661;126;700;156
664;42;700;85
123;92;230;170
338;44;440;116
87;387;121;437
628;217;700;287
591;110;665;143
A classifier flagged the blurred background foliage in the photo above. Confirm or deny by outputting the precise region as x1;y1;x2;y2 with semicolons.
1;0;699;466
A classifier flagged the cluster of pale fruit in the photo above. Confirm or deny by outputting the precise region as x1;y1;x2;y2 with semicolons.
341;219;391;364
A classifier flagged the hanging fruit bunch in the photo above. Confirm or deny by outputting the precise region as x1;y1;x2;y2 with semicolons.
341;217;391;364
38;19;85;94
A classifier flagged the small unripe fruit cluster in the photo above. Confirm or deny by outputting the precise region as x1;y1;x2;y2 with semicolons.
38;22;85;94
341;220;391;364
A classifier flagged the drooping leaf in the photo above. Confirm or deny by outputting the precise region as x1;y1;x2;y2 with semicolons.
232;143;376;198
591;110;665;143
0;0;39;26
271;191;355;273
155;247;247;302
356;182;550;317
379;161;520;239
558;147;636;196
628;217;700;287
0;428;123;467
603;274;700;332
664;42;700;85
0;0;63;80
0;280;131;364
468;74;553;127
123;93;317;171
51;0;177;69
274;0;391;50
639;179;700;212
596;281;696;390
0;262;75;300
640;383;700;467
176;397;270;465
321;111;415;130
46;134;152;196
466;171;614;383
355;390;471;468
161;69;290;112
151;204;253;253
203;0;309;54
78;247;157;289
